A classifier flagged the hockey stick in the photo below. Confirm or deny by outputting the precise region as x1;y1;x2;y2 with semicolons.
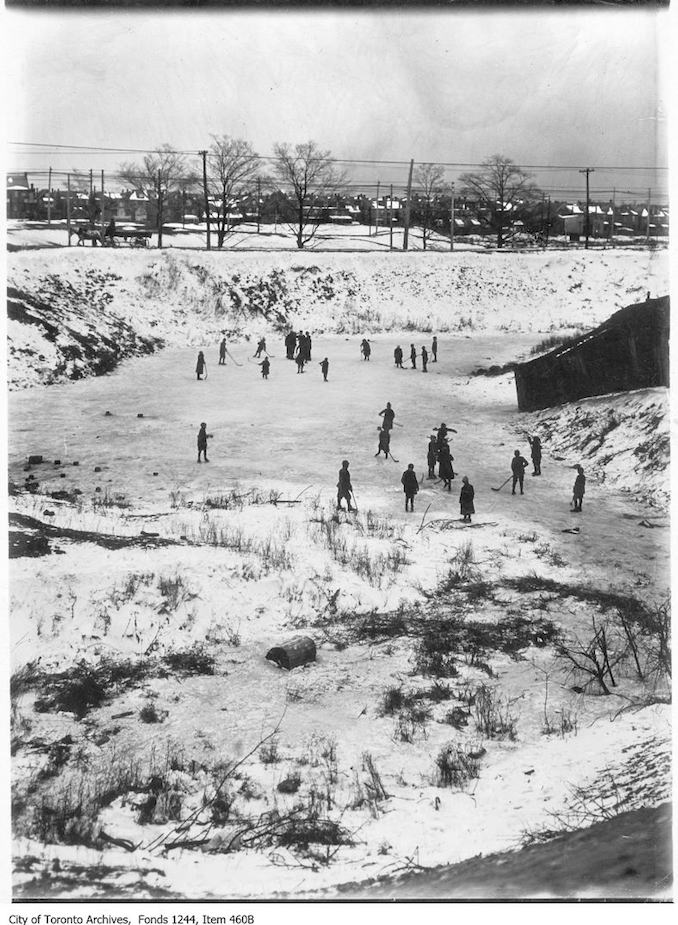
350;490;359;513
491;475;512;492
225;348;242;367
387;452;400;463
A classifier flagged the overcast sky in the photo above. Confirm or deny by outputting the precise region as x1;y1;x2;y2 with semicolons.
5;8;670;196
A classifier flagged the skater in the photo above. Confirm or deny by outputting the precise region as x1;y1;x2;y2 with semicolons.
259;357;270;379
337;459;356;512
295;352;306;374
438;441;455;490
296;331;308;361
361;339;371;361
375;427;391;458
431;336;438;363
410;344;417;369
436;423;449;453
197;422;212;463
196;351;206;380
305;332;312;361
421;345;428;372
511;449;529;495
219;338;227;365
285;330;297;360
427;435;438;478
572;465;586;512
320;357;329;382
401;463;419;512
379;402;395;432
459;476;475;523
253;337;267;358
528;434;542;476
394;345;404;368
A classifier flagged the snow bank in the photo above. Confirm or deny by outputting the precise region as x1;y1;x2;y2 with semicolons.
7;248;669;389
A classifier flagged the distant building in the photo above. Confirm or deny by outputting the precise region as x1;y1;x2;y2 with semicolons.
7;173;37;219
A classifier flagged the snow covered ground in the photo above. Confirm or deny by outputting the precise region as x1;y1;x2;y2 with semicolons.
7;246;671;899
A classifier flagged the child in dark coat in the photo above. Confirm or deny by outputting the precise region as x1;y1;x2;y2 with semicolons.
401;464;419;512
460;476;475;522
197;423;212;463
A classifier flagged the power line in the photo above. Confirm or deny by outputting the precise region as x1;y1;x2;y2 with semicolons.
8;140;669;172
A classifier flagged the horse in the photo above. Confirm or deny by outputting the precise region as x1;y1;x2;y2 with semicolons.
70;227;103;246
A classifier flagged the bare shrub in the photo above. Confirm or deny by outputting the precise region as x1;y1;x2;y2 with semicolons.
473;684;518;739
435;743;481;788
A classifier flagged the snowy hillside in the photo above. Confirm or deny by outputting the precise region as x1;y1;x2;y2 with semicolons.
6;248;669;389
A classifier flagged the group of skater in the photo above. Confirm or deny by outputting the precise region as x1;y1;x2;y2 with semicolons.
361;337;438;371
393;336;437;371
196;332;586;517
199;331;441;384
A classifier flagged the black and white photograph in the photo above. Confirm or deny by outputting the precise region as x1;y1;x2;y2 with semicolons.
3;0;672;906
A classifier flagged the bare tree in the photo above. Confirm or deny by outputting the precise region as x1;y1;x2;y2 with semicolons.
206;135;260;247
413;163;445;250
460;154;540;248
272;141;347;249
119;144;190;248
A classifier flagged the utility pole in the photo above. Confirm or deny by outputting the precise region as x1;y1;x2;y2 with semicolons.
157;170;163;249
67;173;71;244
545;197;551;245
47;167;52;225
257;176;261;234
646;187;652;243
199;150;211;250
389;184;394;251
100;170;105;242
182;188;186;228
450;182;455;252
609;186;615;244
375;181;380;238
89;169;93;198
579;167;594;249
402;158;414;251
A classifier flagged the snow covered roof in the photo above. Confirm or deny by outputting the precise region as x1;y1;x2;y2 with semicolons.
7;173;29;191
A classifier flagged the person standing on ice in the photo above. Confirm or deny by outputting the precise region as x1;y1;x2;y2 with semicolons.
254;337;267;358
572;465;586;512
375;427;391;458
460;476;475;523
305;332;313;361
410;344;417;369
511;449;529;495
431;336;438;363
337;460;356;512
259;357;270;379
401;464;419;512
197;423;212;463
285;330;296;360
435;423;449;453
320;357;329;382
438;441;455;490
394;345;404;368
196;351;206;380
379;402;395;432
427;435;438;478
218;338;227;365
528;434;542;476
361;339;371;361
421;345;429;372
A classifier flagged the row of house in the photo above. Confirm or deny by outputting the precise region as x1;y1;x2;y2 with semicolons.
7;172;669;238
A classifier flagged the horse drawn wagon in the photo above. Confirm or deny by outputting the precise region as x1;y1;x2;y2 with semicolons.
69;225;153;247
